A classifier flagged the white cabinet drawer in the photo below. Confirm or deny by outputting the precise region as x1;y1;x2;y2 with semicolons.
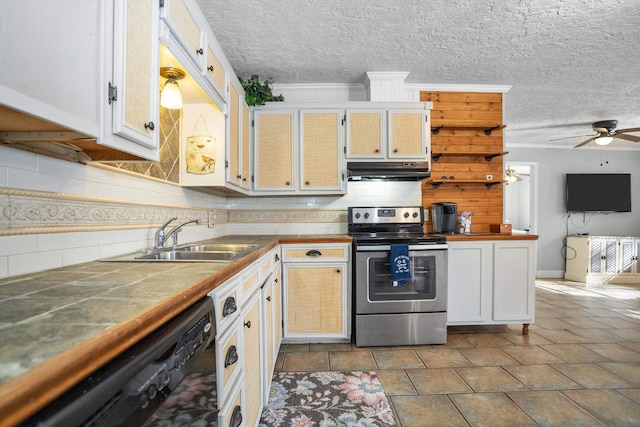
282;243;350;262
218;375;244;427
210;277;240;336
215;322;243;403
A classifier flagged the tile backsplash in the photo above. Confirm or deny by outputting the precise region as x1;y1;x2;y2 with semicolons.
0;144;420;277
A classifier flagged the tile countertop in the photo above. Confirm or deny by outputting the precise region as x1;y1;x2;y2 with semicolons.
0;235;351;426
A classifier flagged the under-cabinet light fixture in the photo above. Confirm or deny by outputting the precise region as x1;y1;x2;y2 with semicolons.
160;67;186;109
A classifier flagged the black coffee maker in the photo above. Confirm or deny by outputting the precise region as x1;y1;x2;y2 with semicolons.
431;202;458;234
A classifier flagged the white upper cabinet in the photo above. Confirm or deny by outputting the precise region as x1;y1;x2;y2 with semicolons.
0;0;100;136
160;0;227;104
102;0;160;159
346;106;430;161
252;107;346;195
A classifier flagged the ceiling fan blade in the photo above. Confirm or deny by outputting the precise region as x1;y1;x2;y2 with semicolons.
615;133;640;142
550;134;593;141
617;127;640;133
574;137;596;148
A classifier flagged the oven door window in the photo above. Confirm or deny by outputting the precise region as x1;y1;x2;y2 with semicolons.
367;253;436;301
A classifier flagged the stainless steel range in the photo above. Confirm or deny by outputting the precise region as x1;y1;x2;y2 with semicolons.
349;206;448;346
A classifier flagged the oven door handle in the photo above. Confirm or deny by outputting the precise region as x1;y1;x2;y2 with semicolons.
356;244;448;251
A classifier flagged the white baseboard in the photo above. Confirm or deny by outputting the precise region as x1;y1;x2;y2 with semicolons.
536;270;565;279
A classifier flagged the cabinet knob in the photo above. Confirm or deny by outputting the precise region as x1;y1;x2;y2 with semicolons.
244;320;252;328
393;148;398;153
336;269;341;273
266;296;271;301
374;149;379;153
275;254;280;262
144;122;155;131
305;181;310;186
208;65;214;72
275;278;278;283
242;177;247;182
285;181;291;186
237;174;242;179
196;48;204;55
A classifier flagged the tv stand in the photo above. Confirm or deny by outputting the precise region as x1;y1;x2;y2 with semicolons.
565;235;640;284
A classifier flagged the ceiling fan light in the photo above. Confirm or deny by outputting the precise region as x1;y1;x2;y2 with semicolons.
595;135;614;145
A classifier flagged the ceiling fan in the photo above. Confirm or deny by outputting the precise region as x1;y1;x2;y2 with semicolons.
574;120;640;148
505;167;522;183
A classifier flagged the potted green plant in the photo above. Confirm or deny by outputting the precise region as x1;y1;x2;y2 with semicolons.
239;74;284;106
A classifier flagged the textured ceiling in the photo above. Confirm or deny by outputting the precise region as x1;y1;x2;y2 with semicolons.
197;0;640;150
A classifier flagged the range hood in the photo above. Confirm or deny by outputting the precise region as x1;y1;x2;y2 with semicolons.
347;161;431;181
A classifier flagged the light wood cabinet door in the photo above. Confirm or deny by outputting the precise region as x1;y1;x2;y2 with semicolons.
253;111;296;191
241;100;251;190
284;264;347;338
227;84;240;186
300;110;344;191
204;38;227;99
242;292;262;427
273;265;283;352
388;110;428;158
162;0;203;68
110;0;160;152
346;110;385;158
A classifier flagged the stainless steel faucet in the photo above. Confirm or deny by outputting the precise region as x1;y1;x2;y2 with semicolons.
154;218;201;249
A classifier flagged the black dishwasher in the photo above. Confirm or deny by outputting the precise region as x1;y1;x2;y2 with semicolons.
26;297;215;427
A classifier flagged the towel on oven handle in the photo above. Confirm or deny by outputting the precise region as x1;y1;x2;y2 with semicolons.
390;244;411;286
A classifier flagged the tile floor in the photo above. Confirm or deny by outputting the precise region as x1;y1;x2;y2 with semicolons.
273;279;640;426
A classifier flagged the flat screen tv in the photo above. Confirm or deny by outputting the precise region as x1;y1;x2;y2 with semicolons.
566;173;631;212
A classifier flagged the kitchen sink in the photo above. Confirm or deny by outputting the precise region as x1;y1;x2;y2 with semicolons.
175;243;259;252
136;251;241;261
101;242;260;263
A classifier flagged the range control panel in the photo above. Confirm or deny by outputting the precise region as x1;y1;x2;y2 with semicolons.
349;206;423;225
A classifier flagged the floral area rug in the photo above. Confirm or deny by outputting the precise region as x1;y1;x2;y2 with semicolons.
142;372;218;427
260;371;397;427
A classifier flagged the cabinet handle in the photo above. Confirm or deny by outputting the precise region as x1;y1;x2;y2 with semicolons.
230;406;243;427
196;48;204;55
144;122;155;131
208;65;214;72
224;345;238;367
306;250;322;257
266;296;271;301
244;320;252;328
222;297;237;317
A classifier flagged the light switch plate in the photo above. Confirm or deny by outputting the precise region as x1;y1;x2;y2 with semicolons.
207;210;216;228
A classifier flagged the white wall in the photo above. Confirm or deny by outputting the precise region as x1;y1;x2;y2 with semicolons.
506;147;640;277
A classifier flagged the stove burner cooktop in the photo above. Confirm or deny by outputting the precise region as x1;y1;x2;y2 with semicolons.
347;206;446;245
